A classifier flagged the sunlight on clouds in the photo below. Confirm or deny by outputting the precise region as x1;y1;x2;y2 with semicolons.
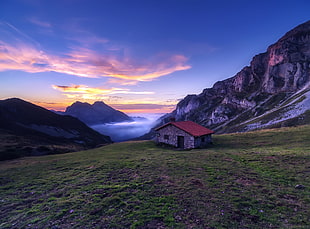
51;84;173;113
35;96;175;113
52;84;154;99
34;101;69;111
0;22;191;83
107;78;142;86
52;85;116;94
105;62;191;82
0;21;188;114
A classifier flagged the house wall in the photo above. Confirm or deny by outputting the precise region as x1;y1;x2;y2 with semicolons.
194;135;212;148
156;125;195;149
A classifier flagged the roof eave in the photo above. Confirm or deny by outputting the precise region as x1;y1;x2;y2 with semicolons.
155;121;214;136
193;132;215;137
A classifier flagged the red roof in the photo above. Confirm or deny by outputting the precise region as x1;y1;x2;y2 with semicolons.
156;121;214;137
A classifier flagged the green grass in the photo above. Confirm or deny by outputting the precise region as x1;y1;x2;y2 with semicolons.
1;125;309;228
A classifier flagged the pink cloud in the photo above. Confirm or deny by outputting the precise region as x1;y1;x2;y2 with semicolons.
0;22;191;83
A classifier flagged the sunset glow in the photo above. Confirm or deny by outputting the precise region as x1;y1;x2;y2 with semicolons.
0;1;309;114
52;84;154;95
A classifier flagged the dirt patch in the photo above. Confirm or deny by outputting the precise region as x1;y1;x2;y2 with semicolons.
190;178;204;188
235;177;257;186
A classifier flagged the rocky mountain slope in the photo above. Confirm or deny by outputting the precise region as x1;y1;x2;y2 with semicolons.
164;20;310;133
63;101;132;125
0;98;112;160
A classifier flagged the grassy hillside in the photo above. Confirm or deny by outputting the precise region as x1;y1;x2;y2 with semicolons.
0;125;309;228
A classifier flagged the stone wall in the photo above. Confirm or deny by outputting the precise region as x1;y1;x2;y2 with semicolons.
156;125;194;149
194;135;212;148
156;125;213;149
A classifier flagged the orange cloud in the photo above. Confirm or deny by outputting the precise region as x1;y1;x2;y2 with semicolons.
50;84;175;113
34;101;69;112
0;22;191;83
35;99;175;114
52;84;154;98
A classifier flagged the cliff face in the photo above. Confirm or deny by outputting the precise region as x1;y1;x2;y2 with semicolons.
169;20;310;133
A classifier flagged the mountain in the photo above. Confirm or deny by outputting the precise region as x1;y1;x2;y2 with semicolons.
0;98;112;160
63;101;132;125
161;20;310;134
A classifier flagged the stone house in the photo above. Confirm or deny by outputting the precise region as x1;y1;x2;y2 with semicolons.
155;120;214;149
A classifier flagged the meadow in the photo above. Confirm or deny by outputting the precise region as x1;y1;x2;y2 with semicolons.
0;125;309;228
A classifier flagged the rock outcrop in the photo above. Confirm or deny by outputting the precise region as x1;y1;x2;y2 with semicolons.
166;20;310;133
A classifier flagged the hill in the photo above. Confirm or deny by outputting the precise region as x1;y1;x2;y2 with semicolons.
162;20;310;133
63;101;132;125
0;98;112;160
0;125;309;228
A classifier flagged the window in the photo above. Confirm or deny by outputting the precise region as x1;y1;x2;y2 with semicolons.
201;137;205;142
164;135;169;140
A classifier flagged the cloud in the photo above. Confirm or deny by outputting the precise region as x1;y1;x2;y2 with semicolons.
51;84;174;113
111;103;175;110
33;101;68;111
103;55;191;82
52;84;154;101
0;22;191;83
110;103;176;113
107;78;141;86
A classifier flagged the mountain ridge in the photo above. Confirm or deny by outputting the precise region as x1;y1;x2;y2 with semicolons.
63;101;132;125
159;20;310;134
0;98;112;160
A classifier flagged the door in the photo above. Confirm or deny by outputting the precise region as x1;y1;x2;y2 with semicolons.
177;136;184;148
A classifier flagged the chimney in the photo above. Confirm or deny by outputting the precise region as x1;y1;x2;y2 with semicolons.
170;117;176;122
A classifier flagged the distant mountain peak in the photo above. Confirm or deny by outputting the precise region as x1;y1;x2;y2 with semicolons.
93;101;107;105
64;100;132;125
67;101;91;107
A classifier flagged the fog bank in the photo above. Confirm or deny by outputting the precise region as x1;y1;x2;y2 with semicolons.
91;113;163;142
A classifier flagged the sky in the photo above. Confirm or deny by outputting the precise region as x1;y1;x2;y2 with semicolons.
0;0;309;114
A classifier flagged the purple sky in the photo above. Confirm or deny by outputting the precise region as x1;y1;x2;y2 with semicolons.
0;0;309;114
